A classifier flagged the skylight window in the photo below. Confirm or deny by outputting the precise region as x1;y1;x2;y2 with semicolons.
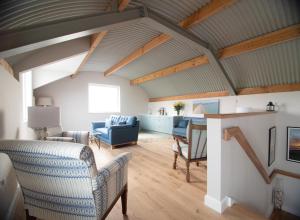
88;84;120;113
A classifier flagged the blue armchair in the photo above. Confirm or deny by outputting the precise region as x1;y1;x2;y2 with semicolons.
92;115;139;148
172;116;207;137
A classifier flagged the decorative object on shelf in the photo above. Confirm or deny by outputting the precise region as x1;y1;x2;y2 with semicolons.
266;101;275;111
287;127;300;163
272;178;284;210
28;106;60;140
159;107;166;115
173;102;185;116
236;107;252;113
192;100;219;115
268;126;276;166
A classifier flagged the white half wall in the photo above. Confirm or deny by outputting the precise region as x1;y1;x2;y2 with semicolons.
34;72;149;131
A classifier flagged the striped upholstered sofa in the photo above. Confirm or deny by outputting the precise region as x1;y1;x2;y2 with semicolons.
0;140;131;220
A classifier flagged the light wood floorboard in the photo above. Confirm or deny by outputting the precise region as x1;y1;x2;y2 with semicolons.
91;132;268;220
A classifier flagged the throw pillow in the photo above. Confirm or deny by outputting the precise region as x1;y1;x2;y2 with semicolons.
178;119;188;128
105;119;112;128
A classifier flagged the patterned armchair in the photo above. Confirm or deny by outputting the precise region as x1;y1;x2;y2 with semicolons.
45;128;90;146
0;140;132;220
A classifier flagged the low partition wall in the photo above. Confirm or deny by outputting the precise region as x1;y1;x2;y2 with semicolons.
205;113;276;216
205;112;300;217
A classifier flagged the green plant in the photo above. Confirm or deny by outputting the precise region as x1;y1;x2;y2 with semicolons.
173;102;185;115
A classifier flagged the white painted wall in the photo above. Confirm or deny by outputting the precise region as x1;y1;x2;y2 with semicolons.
206;114;276;216
0;66;21;139
0;66;22;219
34;72;149;131
32;52;87;89
161;91;300;216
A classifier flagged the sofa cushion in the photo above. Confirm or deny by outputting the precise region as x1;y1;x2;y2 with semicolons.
105;119;111;128
118;121;126;125
109;115;120;125
95;128;109;135
177;119;189;128
126;116;137;126
172;127;186;137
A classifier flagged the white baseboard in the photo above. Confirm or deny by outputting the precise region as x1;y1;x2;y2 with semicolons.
204;194;235;213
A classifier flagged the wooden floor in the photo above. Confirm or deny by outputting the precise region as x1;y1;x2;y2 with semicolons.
91;132;268;220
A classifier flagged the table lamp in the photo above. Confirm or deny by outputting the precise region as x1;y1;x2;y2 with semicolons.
28;106;60;140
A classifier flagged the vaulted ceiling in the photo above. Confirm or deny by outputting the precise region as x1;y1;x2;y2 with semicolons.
1;0;300;101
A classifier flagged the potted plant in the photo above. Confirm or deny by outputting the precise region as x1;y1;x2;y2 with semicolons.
173;102;185;116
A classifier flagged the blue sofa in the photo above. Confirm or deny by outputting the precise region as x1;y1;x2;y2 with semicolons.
92;115;139;147
172;116;207;137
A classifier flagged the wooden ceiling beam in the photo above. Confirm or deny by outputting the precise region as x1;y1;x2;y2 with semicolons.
218;24;300;59
105;34;171;76
118;0;131;12
71;31;107;78
0;59;14;76
149;83;300;102
104;0;237;76
132;24;300;85
131;56;208;85
179;0;236;29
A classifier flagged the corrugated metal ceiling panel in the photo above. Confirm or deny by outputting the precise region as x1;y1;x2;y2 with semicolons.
222;38;300;89
82;22;162;72
190;0;300;50
129;0;210;24
114;37;205;79
0;0;111;30
139;64;226;98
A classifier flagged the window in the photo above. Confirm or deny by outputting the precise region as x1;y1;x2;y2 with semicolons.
21;71;33;122
88;84;120;113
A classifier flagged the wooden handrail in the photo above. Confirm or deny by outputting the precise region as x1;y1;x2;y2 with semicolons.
224;127;300;184
270;169;300;180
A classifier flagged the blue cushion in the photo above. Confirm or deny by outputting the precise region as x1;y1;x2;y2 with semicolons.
178;120;189;128
95;128;109;135
126;116;137;126
173;127;186;137
118;121;126;125
105;119;111;128
110;115;120;125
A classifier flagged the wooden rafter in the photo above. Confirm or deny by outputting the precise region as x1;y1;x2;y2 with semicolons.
105;34;171;76
71;31;108;78
218;23;300;59
132;24;300;85
148;83;300;102
118;0;131;12
131;56;208;85
179;0;236;29
0;59;14;76
104;0;237;76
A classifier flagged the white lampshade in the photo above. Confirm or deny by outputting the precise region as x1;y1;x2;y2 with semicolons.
37;97;52;106
28;106;60;129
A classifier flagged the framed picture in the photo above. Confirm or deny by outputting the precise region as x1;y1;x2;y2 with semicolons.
192;100;219;116
287;127;300;163
268;127;276;166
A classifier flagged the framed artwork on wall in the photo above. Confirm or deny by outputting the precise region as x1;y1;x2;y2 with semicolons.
268;126;276;166
192;100;219;116
287;127;300;163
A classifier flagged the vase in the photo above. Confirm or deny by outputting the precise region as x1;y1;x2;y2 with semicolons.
176;110;180;116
